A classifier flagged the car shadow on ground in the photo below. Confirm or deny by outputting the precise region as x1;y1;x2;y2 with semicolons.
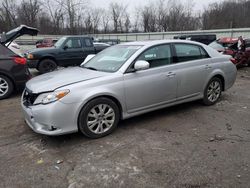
35;100;204;148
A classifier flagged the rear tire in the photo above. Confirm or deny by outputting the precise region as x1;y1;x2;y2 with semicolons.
0;75;14;100
78;97;120;139
203;77;222;106
38;59;57;74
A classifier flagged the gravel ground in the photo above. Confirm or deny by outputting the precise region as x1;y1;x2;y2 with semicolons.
0;68;250;188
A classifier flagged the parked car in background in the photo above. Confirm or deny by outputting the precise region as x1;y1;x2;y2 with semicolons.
36;38;57;48
173;34;216;45
25;36;106;73
94;39;120;45
208;37;239;55
93;42;111;51
21;40;236;138
0;25;38;99
209;37;250;67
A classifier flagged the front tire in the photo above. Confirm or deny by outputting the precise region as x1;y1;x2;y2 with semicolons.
0;75;14;100
203;77;222;106
78;97;120;139
38;59;57;74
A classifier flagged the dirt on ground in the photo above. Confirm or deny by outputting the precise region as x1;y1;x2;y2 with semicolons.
0;68;250;188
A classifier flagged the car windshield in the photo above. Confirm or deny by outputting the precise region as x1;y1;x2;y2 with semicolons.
82;45;142;72
54;37;67;48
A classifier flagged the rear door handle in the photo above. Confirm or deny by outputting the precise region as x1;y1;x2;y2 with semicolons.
205;65;212;70
166;72;176;77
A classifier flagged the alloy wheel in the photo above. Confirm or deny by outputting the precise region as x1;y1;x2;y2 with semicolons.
87;104;115;134
0;77;9;97
207;80;221;103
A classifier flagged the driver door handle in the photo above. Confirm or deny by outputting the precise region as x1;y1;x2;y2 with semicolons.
205;65;212;70
166;72;176;77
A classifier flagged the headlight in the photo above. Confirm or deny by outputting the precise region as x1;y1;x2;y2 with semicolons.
34;89;70;105
27;53;34;59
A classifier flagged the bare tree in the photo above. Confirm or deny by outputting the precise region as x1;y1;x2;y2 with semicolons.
124;13;131;33
91;8;101;34
141;4;157;32
43;0;64;34
0;0;17;31
58;0;87;34
100;9;110;33
110;2;127;33
17;0;40;27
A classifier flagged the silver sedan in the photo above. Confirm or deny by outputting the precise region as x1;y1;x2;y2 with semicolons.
21;40;237;138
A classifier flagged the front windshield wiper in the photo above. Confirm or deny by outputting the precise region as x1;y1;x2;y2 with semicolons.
84;66;98;71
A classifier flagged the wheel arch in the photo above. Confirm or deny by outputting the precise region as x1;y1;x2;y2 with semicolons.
213;74;225;91
37;56;58;68
205;70;226;92
0;71;16;89
76;94;124;128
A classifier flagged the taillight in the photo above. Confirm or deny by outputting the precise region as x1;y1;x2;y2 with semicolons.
230;58;237;64
13;57;27;65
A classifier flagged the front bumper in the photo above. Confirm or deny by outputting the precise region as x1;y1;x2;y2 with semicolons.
21;96;80;136
27;59;39;69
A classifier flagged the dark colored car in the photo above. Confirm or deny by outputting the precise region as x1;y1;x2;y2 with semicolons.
36;38;57;48
0;25;38;99
94;39;120;45
26;36;104;73
173;34;216;45
93;42;111;52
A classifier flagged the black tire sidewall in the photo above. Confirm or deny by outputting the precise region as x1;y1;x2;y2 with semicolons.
38;59;57;74
78;97;120;139
203;77;222;106
0;75;14;100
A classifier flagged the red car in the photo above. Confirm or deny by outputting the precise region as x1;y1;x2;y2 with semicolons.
209;37;250;67
36;38;57;48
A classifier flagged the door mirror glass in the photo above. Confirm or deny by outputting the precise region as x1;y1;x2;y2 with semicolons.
134;60;150;71
81;54;96;66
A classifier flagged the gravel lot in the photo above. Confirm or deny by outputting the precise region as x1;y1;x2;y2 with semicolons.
0;68;250;188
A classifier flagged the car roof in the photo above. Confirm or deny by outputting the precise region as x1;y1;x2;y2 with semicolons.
62;35;92;38
120;39;206;47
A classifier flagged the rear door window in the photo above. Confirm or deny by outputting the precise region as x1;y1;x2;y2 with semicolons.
174;43;209;63
65;38;82;48
84;38;93;47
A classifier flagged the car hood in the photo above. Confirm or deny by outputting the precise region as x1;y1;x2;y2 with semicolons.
0;25;38;45
26;67;109;93
27;47;59;54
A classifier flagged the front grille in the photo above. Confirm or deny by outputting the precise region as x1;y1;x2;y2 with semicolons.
23;89;38;106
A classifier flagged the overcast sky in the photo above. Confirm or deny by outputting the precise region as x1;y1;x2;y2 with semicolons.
90;0;224;13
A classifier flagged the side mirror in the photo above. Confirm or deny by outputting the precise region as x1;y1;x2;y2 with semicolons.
81;54;96;66
63;45;68;50
134;60;150;71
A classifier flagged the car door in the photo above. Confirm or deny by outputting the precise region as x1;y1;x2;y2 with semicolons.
123;44;178;113
58;37;85;66
82;38;96;59
172;43;212;99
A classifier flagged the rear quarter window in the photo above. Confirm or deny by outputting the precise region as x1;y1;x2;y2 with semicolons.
174;43;209;63
84;38;93;47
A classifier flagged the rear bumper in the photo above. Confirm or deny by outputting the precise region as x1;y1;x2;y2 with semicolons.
27;59;39;68
13;66;31;91
225;69;237;90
